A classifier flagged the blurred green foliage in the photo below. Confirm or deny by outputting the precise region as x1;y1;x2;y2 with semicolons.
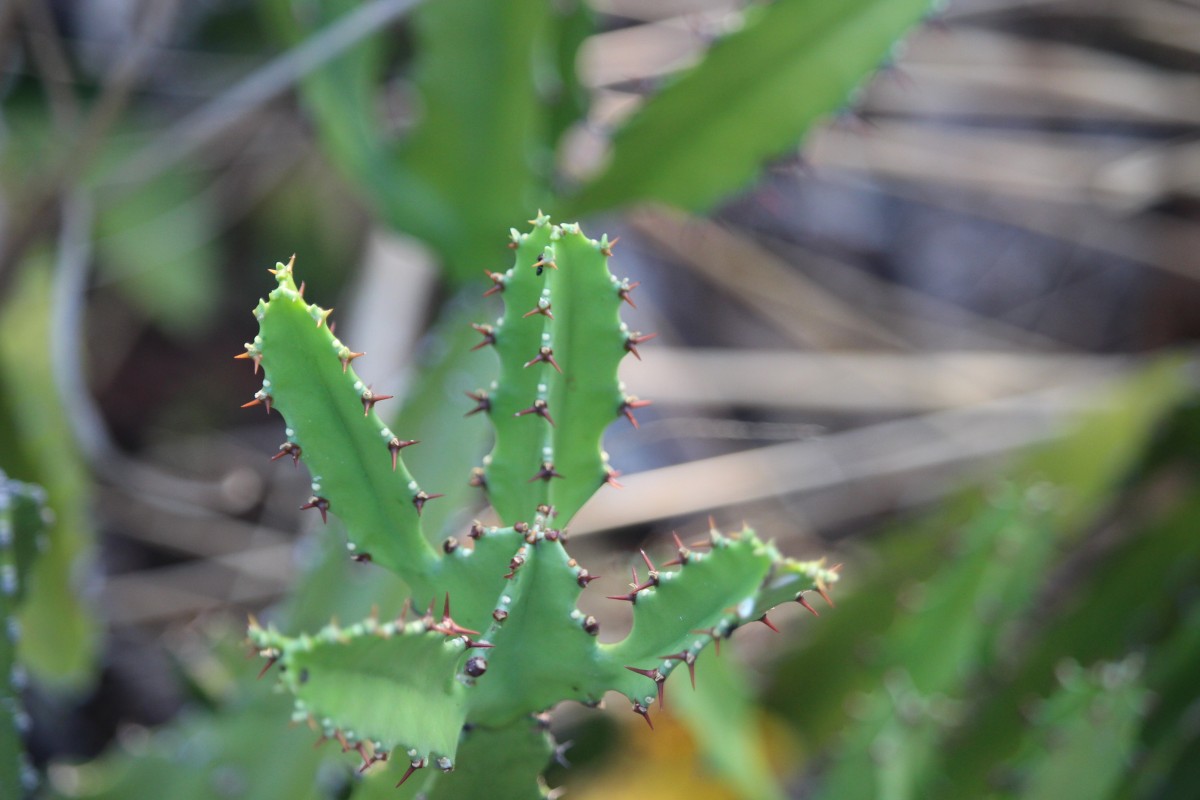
4;0;1197;798
0;263;98;689
762;358;1199;799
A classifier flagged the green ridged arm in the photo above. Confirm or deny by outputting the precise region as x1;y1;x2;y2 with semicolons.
477;216;633;525
243;261;438;579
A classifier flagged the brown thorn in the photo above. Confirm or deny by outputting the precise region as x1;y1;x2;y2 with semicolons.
412;491;443;516
234;351;264;373
470;323;496;351
577;570;600;587
694;628;723;655
463;638;494;650
529;461;564;482
300;496;329;524
659;652;697;689
639;549;657;574
524;346;562;373
388;437;419;470
361;387;394;416
483;270;506;297
816;582;835;608
603;469;624;489
240;395;271;413
624;332;658;360
465;390;490;417
313;734;328;749
617;279;640;308
796;593;820;617
600;237;620;257
522;303;554;319
625;666;666;709
632;702;654;730
257;655;278;679
340;350;364;372
355;742;374;772
758;614;780;633
531;257;558;271
271;442;301;466
396;758;426;788
334;729;350;752
434;594;479;637
607;592;637;603
619;396;653;428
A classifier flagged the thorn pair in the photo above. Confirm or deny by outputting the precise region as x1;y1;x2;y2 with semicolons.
465;390;490;417
625;665;666;709
659;650;698;689
625;331;657;360
602;468;624;489
412;491;443;516
529;461;563;482
619;396;652;428
388;437;419;470
522;301;553;319
515;399;554;426
241;391;273;414
300;496;330;523
361;387;393;416
524;346;561;373
432;595;479;637
471;323;496;351
482;269;506;297
270;442;301;466
617;278;639;308
233;350;263;373
662;532;691;567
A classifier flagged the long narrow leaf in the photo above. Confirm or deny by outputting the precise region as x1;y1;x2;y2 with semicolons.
568;0;930;215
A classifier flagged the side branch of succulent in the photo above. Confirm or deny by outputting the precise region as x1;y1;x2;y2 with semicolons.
240;215;838;794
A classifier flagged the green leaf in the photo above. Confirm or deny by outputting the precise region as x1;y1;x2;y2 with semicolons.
1008;659;1147;800
262;0;559;281
567;0;931;215
95;169;221;337
672;649;788;800
0;262;98;689
49;691;329;800
401;0;555;279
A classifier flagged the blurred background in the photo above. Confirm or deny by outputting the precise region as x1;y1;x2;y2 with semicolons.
2;0;1199;798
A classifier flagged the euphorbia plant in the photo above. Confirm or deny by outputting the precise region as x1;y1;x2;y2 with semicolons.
241;213;838;796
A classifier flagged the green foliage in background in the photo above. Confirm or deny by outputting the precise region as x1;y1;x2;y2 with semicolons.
759;359;1200;800
266;0;933;281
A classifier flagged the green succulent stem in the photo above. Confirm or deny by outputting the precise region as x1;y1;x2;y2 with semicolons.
243;215;837;791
